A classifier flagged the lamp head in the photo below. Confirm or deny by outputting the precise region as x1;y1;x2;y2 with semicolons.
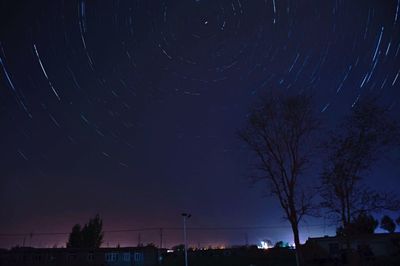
181;213;192;218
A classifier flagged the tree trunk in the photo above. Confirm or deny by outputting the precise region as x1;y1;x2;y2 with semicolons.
340;197;347;229
291;222;303;266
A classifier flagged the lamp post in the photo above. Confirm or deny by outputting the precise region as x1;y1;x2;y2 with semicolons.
181;213;191;266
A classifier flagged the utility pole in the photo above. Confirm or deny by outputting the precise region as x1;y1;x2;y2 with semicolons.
181;213;191;266
29;232;33;247
159;228;163;249
158;228;163;265
137;233;142;247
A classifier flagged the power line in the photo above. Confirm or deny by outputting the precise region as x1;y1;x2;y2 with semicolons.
0;224;326;238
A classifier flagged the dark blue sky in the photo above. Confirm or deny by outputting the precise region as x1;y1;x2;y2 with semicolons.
0;0;399;248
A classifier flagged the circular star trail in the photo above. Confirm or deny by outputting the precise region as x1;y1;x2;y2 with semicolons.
0;0;399;248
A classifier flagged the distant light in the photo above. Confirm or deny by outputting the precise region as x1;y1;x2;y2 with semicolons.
167;249;174;253
258;241;270;250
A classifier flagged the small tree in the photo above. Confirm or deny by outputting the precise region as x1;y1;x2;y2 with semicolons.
67;224;82;248
81;214;104;248
66;214;104;248
172;244;185;252
336;212;378;236
239;92;320;265
319;97;399;229
274;241;289;248
381;215;396;233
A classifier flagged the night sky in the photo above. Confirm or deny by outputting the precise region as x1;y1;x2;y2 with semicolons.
1;0;399;249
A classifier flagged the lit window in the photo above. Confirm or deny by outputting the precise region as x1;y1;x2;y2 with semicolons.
134;252;143;262
33;254;42;261
87;253;94;261
105;253;117;262
123;253;130;261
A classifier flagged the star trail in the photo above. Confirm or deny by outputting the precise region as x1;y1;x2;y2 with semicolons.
0;0;399;248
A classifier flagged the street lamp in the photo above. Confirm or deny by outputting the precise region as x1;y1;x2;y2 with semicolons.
181;213;191;266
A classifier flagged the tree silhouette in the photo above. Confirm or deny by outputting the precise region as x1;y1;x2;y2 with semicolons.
397;216;400;226
380;215;396;233
66;214;104;248
274;241;289;248
239;92;320;265
66;224;82;248
336;212;378;236
81;214;104;248
172;244;185;252
319;97;400;230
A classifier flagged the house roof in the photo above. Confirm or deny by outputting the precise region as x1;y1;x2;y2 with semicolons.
307;233;400;243
8;246;158;253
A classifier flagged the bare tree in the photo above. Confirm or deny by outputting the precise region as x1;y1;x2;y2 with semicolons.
319;97;400;231
380;215;396;233
238;92;320;265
